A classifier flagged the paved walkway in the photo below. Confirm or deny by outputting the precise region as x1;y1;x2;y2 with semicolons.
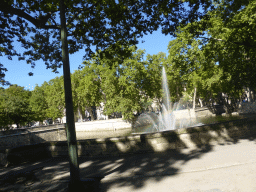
0;138;255;192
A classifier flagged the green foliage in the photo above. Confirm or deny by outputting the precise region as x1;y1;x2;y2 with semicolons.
145;52;166;102
69;46;171;120
0;85;32;128
83;46;148;120
43;77;65;120
0;88;10;128
188;1;256;97
0;0;218;85
165;0;256;106
29;84;48;122
72;62;103;115
1;0;253;121
167;28;219;103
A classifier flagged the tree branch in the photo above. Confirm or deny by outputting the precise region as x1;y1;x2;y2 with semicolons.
0;3;60;29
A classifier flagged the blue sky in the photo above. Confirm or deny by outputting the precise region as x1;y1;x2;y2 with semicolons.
1;28;174;90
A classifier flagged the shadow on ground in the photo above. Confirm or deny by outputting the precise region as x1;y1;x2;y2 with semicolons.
0;146;214;192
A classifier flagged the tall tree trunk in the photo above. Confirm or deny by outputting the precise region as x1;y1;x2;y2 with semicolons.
193;87;197;109
77;104;83;121
199;98;203;107
247;87;254;102
252;89;255;102
87;107;95;121
249;87;255;102
101;89;109;120
60;1;82;190
176;86;179;101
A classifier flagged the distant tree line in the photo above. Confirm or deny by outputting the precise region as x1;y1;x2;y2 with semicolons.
1;1;256;128
1;30;255;129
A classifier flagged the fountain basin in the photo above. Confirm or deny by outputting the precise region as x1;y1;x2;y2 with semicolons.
1;115;255;166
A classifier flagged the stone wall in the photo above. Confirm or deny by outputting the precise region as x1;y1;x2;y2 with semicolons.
0;119;132;149
2;116;255;166
57;116;256;157
0;127;66;148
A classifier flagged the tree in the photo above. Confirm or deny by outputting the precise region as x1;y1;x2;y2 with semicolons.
166;23;229;109
0;0;213;84
183;1;256;104
1;0;238;189
72;63;103;121
0;85;32;128
30;78;65;123
29;84;48;122
44;76;65;120
108;47;148;120
167;29;200;107
80;46;149;120
78;47;174;120
215;1;256;102
144;52;167;108
0;87;10;129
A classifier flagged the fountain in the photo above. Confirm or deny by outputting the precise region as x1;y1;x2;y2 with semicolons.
133;67;200;133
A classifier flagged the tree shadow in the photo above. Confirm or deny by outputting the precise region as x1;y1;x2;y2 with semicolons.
78;145;213;192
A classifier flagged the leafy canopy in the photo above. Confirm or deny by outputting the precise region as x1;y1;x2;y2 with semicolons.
0;0;217;85
0;84;32;128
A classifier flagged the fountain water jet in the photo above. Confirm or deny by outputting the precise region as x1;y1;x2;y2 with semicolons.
133;67;199;133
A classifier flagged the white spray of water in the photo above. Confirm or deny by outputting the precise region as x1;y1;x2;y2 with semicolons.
156;67;176;131
134;66;200;133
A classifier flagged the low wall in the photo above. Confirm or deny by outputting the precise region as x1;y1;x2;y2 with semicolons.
0;119;132;149
1;116;255;166
0;127;66;148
